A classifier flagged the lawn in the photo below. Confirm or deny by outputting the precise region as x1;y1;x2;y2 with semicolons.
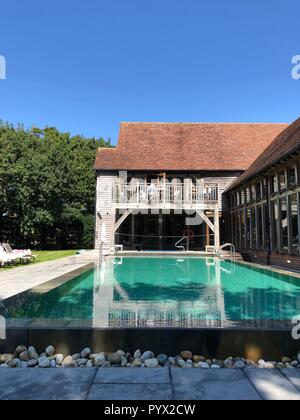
1;250;78;270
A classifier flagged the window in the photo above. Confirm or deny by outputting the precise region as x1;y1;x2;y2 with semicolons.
246;209;251;249
271;175;278;194
290;194;299;254
251;207;256;249
288;167;297;188
241;190;245;205
271;201;279;251
251;185;256;202
279;171;286;191
241;211;246;249
263;203;269;251
280;197;288;253
256;182;262;201
262;179;268;199
237;213;241;249
257;206;263;250
237;192;240;207
246;187;251;203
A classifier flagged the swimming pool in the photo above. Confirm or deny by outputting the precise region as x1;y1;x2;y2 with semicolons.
1;257;300;329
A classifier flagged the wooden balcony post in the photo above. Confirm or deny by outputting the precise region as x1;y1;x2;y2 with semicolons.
214;204;220;250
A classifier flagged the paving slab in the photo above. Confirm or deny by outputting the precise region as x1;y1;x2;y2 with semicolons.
280;369;300;392
0;251;97;300
244;368;300;401
94;368;170;384
0;369;95;400
171;368;261;400
88;384;173;400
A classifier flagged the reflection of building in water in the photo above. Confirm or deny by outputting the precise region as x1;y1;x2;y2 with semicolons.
92;258;227;328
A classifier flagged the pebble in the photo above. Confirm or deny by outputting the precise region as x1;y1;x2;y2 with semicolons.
94;355;106;367
141;351;155;362
1;354;13;363
62;356;76;368
157;354;168;365
81;348;92;359
56;354;64;365
77;358;88;367
7;359;18;368
196;362;210;369
28;347;39;360
38;357;50;368
132;358;143;368
2;346;300;370
168;357;176;366
145;358;159;368
15;345;27;355
134;350;142;359
181;351;192;360
121;356;128;367
28;359;38;368
234;361;246;369
108;352;122;365
19;351;30;362
46;346;55;357
193;355;206;363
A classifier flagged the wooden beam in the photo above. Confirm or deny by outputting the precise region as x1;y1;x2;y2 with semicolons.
114;210;134;232
196;210;215;233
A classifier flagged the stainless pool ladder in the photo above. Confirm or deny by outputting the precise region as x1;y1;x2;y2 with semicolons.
175;236;188;251
216;243;236;260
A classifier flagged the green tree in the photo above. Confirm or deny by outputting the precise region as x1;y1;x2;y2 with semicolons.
0;122;111;249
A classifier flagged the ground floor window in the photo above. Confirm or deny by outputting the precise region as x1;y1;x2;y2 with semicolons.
257;205;263;250
271;201;279;251
290;193;299;254
115;211;219;251
280;197;289;253
251;207;256;249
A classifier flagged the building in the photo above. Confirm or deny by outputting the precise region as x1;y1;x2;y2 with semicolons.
226;117;300;270
94;122;286;254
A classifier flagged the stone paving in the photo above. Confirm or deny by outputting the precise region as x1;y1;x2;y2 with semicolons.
0;368;300;400
0;251;98;300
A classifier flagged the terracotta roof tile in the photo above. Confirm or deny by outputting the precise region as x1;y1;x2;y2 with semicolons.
95;122;287;171
227;117;300;191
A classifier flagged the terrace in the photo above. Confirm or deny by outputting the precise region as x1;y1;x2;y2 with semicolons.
112;181;219;210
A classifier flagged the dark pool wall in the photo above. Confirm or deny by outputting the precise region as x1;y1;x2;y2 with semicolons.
241;250;300;272
1;327;299;361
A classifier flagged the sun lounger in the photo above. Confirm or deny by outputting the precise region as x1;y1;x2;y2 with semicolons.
0;251;17;267
1;243;36;264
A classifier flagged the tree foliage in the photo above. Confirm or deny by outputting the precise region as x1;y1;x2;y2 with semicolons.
0;122;111;249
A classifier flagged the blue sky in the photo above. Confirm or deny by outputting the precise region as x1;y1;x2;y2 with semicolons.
0;0;299;144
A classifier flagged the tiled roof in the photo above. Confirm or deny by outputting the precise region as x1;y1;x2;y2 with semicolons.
95;122;287;171
227;117;300;192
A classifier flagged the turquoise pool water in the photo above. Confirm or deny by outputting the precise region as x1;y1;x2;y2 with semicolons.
1;257;300;328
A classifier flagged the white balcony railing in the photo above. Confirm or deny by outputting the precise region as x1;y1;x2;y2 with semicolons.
112;182;219;208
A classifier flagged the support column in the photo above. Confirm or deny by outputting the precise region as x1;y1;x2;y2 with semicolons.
214;204;220;250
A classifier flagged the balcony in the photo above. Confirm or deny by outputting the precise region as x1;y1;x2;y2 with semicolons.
112;182;219;210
